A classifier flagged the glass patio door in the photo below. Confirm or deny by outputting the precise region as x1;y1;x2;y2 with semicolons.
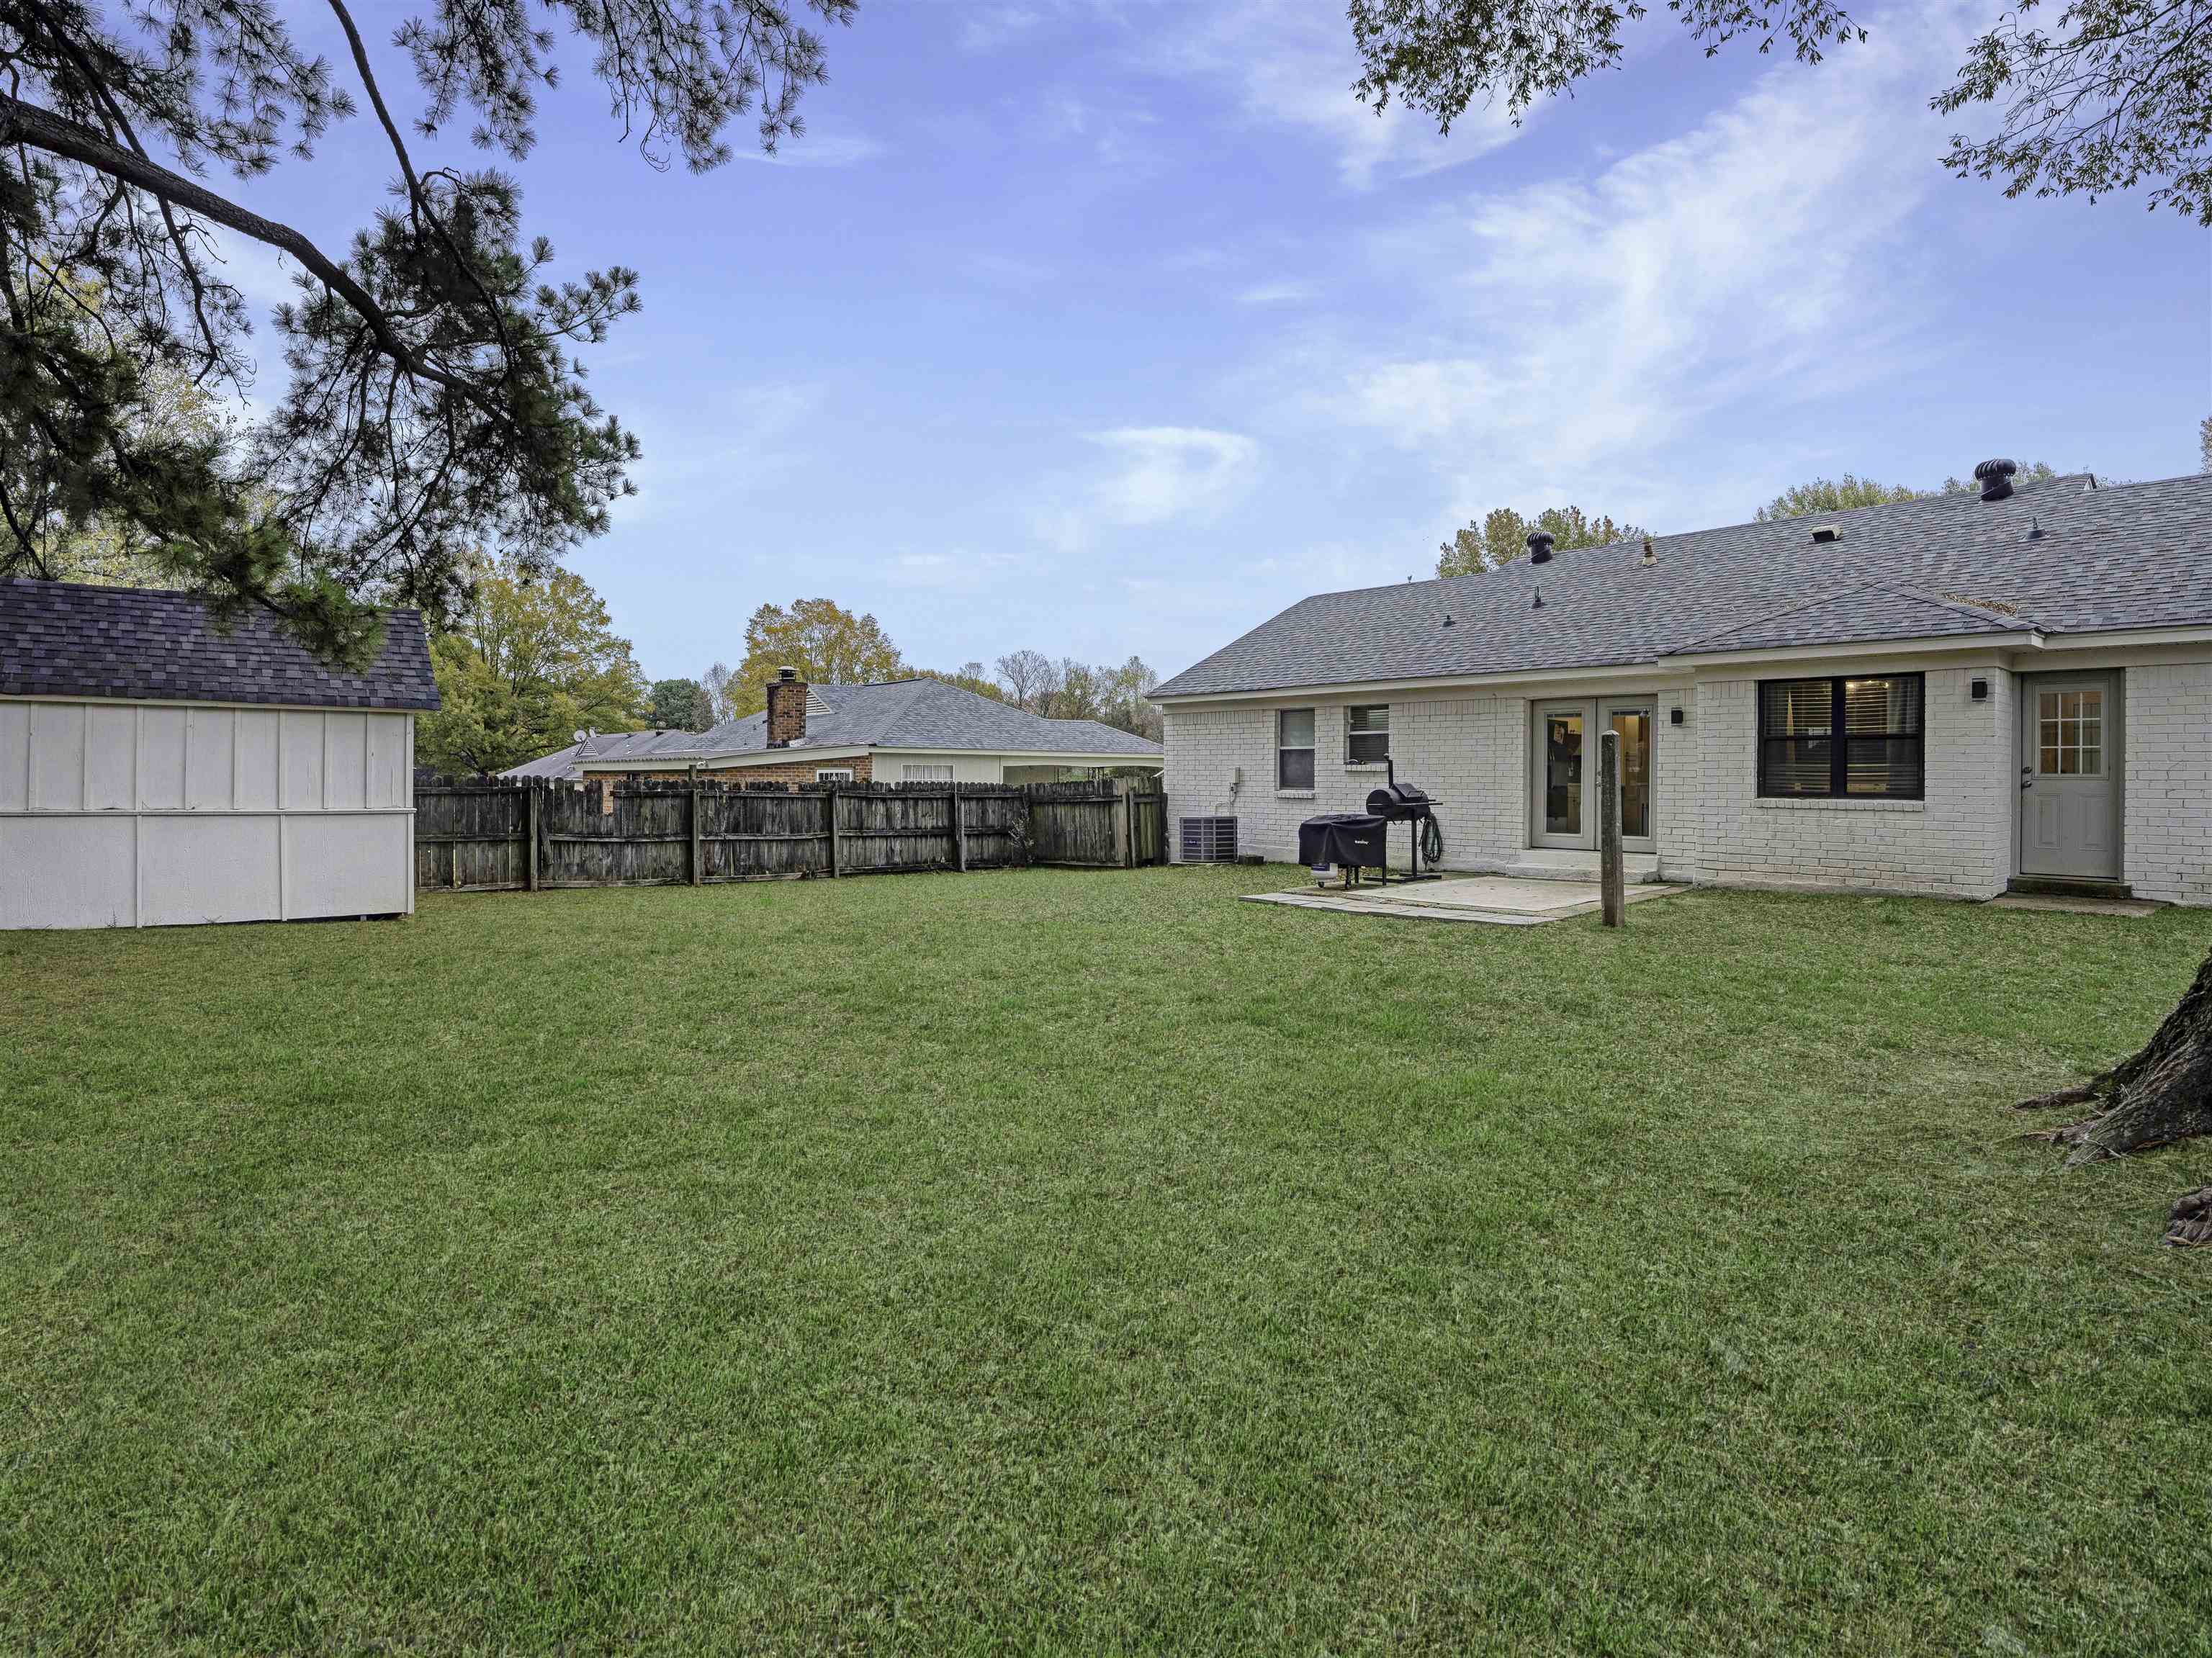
1530;699;1658;852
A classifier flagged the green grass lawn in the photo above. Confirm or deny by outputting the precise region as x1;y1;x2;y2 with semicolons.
4;868;2210;1656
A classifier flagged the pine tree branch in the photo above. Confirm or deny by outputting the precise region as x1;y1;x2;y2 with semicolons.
0;89;498;420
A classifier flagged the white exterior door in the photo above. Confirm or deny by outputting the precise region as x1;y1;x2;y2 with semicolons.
2018;672;2121;881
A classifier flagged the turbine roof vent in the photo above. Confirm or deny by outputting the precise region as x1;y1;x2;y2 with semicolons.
1973;458;2018;501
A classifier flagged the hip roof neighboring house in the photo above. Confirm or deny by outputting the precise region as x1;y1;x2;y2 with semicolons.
1152;469;2212;700
506;676;1162;779
0;579;440;711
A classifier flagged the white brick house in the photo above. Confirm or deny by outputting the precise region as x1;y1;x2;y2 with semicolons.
1155;465;2212;904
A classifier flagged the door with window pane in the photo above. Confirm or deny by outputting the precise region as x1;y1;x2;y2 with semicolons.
1530;699;1657;851
1601;701;1657;850
2018;672;2121;880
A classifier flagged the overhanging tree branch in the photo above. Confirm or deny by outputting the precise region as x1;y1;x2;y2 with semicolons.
0;89;495;416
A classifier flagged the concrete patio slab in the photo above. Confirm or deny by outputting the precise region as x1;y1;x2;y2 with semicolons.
1241;875;1691;925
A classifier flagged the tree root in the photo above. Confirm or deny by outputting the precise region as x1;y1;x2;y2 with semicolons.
2167;1188;2212;1248
2014;949;2212;1238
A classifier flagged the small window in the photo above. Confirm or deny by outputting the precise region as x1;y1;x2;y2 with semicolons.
1346;705;1390;766
816;768;854;783
902;764;954;783
1758;675;1923;800
2036;688;2104;776
1277;708;1315;790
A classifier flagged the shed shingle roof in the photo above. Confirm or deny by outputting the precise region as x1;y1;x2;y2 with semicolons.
0;580;439;711
1154;471;2212;698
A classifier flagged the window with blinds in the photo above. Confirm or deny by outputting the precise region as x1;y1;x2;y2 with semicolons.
1278;708;1316;790
1758;674;1924;800
1345;705;1390;765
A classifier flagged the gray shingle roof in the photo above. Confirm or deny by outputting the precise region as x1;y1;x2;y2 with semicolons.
1670;581;2035;654
502;740;585;779
1154;472;2212;698
509;677;1161;777
1;579;440;711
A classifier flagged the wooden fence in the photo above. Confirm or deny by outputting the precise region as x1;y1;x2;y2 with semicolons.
414;777;1166;893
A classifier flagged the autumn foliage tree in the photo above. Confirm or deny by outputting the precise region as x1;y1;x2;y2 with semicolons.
1436;505;1647;576
417;553;647;775
724;598;904;716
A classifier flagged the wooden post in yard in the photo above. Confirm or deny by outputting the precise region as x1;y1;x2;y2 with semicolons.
526;784;541;891
825;784;840;878
1599;727;1624;928
1112;779;1132;870
689;769;702;886
953;782;967;872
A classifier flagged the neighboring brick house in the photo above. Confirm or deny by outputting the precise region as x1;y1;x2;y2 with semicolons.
1154;463;2212;904
507;669;1161;788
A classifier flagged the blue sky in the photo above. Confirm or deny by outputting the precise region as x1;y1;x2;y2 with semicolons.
220;1;2208;686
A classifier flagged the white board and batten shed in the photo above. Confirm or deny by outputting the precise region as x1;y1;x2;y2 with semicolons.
0;580;441;929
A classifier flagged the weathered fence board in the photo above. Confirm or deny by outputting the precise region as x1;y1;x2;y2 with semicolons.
413;777;1164;893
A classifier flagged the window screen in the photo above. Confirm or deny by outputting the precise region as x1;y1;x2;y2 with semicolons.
1758;675;1923;800
1277;708;1316;790
1346;705;1390;765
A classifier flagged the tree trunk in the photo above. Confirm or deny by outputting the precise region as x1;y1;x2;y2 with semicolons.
2016;950;2212;1215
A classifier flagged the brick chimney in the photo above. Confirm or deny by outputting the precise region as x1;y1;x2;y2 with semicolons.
765;665;807;747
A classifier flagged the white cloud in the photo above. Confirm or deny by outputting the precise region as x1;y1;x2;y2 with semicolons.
961;6;1043;54
732;130;884;168
1028;425;1263;557
1236;279;1315;306
1290;7;1974;526
1135;0;1528;189
1086;425;1260;526
621;381;827;522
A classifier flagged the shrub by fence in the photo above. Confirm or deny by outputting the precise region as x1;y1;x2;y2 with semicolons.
414;777;1166;892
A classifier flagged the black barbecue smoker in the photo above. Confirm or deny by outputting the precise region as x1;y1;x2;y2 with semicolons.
1298;760;1444;887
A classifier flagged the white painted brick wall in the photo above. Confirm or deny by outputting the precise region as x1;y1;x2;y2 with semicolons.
2125;663;2212;905
1688;667;2013;898
1163;692;1693;871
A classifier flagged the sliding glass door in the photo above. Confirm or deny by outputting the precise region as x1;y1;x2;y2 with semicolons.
1529;699;1657;852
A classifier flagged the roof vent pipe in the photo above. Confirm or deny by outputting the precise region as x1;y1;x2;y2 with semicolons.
1527;530;1555;564
1640;535;1655;566
1973;458;2018;501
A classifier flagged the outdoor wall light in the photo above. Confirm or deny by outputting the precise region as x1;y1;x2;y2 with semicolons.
1669;707;1686;726
1971;677;1990;702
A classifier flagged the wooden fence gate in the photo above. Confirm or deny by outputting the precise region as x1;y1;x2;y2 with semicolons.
415;778;1166;893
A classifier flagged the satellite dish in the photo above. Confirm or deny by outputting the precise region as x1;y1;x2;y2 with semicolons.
572;729;587;743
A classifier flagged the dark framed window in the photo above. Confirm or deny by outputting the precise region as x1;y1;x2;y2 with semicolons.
1277;708;1316;790
1345;704;1390;765
1758;675;1924;799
